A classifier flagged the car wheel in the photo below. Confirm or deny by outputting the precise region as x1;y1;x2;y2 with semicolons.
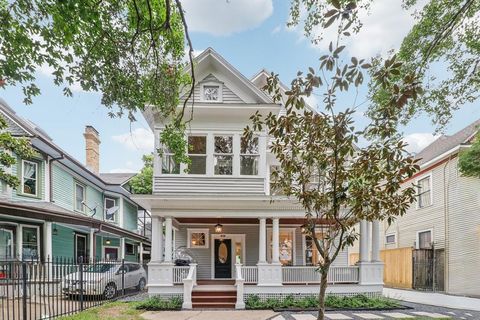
136;278;146;291
103;283;117;299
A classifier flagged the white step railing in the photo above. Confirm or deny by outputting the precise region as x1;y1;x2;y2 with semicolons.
182;263;197;309
282;266;359;284
173;266;190;284
234;264;245;309
242;266;258;283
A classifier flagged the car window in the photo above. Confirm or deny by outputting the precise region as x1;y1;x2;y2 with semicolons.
127;264;140;272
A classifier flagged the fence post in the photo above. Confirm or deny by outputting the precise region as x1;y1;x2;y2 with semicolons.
121;259;125;296
22;262;27;320
79;257;84;311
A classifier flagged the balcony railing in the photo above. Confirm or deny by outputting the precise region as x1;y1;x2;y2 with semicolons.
241;266;258;284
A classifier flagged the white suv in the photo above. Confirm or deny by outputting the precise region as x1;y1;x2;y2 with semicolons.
63;262;147;299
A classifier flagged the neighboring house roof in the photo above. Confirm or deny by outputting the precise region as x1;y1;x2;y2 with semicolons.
100;172;137;185
0;98;145;209
416;119;480;166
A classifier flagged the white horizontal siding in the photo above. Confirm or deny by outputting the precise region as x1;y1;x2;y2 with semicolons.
154;176;265;194
180;74;244;104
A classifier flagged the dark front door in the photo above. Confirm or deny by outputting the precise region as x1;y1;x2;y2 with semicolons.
214;239;232;278
75;234;87;263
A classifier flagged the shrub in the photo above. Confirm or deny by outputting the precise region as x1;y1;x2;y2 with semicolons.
135;296;182;310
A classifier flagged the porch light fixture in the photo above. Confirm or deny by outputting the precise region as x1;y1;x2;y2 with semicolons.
214;223;223;233
105;239;111;245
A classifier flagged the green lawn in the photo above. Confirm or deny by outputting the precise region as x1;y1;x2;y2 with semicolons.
60;302;143;320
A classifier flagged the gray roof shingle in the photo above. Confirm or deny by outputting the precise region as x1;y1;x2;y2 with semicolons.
100;173;137;185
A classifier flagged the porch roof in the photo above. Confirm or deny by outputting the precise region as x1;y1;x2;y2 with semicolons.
0;200;149;244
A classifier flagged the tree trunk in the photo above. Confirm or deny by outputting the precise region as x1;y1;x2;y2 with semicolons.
317;266;329;320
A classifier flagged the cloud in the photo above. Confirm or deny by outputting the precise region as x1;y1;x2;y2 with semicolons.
112;128;154;152
403;133;438;154
294;0;423;57
181;0;273;36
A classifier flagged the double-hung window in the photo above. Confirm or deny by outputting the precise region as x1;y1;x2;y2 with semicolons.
75;182;86;213
22;160;38;196
417;230;432;249
214;136;233;175
417;176;431;208
162;146;180;174
22;226;39;260
188;136;207;174
240;136;259;175
104;197;117;222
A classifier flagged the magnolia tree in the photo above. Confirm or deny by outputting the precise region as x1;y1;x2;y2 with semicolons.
245;3;421;319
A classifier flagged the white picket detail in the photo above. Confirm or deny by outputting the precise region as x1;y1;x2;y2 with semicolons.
241;266;258;283
282;266;359;284
173;266;190;284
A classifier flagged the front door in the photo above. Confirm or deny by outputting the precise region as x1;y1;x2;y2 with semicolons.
214;239;232;278
75;234;87;263
104;247;118;261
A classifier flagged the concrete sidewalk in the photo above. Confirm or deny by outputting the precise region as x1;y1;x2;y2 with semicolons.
141;310;277;320
384;288;480;312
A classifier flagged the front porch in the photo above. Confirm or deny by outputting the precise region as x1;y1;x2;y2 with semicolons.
146;216;383;309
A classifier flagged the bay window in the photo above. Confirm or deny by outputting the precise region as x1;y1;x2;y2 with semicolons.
240;136;259;175
214;136;233;175
188;136;207;174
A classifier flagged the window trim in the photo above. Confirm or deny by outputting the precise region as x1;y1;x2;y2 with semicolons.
74;182;86;213
416;229;433;249
125;242;136;255
416;173;433;209
200;82;223;103
187;135;208;175
213;135;234;176
104;197;117;222
74;233;88;262
385;233;397;245
240;136;259;176
20;160;39;198
20;224;40;260
267;227;296;265
187;228;210;249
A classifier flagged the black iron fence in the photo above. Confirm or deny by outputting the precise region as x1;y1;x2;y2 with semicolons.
0;257;148;320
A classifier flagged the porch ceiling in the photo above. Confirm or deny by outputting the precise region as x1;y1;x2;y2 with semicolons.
176;217;332;225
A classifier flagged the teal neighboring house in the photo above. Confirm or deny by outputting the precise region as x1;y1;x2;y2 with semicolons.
0;98;150;263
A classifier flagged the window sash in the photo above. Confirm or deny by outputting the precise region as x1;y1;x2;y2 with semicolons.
417;177;431;207
22;160;38;196
240;155;259;175
22;226;39;260
162;154;180;174
385;234;396;244
75;183;85;212
104;198;116;221
418;231;432;249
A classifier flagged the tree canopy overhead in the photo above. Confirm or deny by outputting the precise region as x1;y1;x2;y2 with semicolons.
289;0;480;128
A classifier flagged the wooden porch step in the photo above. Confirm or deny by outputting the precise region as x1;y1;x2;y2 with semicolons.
192;296;237;303
192;302;235;309
191;287;237;309
192;290;236;296
196;279;235;285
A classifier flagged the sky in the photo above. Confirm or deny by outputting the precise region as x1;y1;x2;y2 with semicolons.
1;0;479;173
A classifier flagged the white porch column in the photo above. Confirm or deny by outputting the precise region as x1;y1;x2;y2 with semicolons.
43;222;53;261
272;218;280;264
366;221;372;261
89;228;95;262
120;237;125;260
164;217;173;263
371;220;381;262
258;218;267;263
150;216;164;262
359;220;368;263
139;242;144;263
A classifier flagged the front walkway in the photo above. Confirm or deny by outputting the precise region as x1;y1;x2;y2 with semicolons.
383;288;480;312
141;310;277;320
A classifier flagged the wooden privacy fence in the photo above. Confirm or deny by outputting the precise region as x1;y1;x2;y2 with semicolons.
350;247;413;289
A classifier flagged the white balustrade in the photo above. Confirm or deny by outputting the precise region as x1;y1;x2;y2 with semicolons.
282;266;359;284
173;266;190;284
242;266;258;283
234;264;245;309
182;263;197;309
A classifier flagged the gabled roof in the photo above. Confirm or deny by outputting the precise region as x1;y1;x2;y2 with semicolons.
100;173;136;185
0;98;145;208
415;119;480;166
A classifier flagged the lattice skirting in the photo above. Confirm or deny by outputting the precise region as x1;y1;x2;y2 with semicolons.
149;293;184;300
244;291;381;301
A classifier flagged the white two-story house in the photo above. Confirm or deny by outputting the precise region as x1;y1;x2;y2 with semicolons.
134;48;383;309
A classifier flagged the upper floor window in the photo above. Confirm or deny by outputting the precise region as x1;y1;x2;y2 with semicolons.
417;230;432;249
162;147;180;174
104;197;117;222
188;136;207;174
203;85;220;101
75;182;86;213
22;160;38;196
240;136;259;175
385;233;396;244
214;136;233;175
417;175;431;208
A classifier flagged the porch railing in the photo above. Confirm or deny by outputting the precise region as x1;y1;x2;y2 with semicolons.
173;266;190;284
282;266;359;284
241;266;258;284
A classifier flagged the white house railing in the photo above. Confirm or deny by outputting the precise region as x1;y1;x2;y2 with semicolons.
173;266;190;284
182;263;197;309
241;266;258;283
282;266;359;284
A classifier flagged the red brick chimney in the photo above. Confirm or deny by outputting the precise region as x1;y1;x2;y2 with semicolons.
84;126;100;174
